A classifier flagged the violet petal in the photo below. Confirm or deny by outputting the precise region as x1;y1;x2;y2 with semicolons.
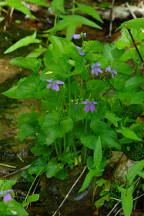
52;84;59;91
3;193;12;202
92;101;98;105
55;80;64;85
81;100;89;105
76;46;82;50
79;51;85;56
73;34;81;39
46;79;53;83
85;104;90;112
89;104;95;112
46;83;53;89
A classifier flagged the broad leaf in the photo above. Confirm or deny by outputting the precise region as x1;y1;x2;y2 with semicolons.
119;186;134;216
60;117;73;134
10;57;41;73
25;0;49;7
46;15;102;33
119;18;144;30
125;76;143;89
94;136;102;169
87;80;109;97
0;180;16;192
7;0;35;19
26;194;39;203
3;75;40;99
127;160;144;185
46;160;63;178
90;120;120;149
4;32;40;54
75;3;103;23
79;169;95;192
105;111;121;127
7;200;29;216
80;135;98;150
51;0;65;14
117;91;144;105
117;127;142;141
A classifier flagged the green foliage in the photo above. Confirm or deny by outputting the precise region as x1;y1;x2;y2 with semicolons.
117;127;142;141
46;14;102;38
119;186;134;216
23;194;39;207
7;0;35;19
119;18;144;30
74;3;103;23
0;179;39;216
3;75;41;99
4;32;41;54
127;160;144;186
25;0;49;7
10;57;42;73
2;13;144;216
3;0;49;19
51;0;65;14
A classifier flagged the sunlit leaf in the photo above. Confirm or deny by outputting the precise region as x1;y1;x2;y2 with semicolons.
79;169;95;192
7;0;35;19
94;136;102;169
119;186;134;216
74;3;103;23
119;18;144;30
117;127;142;141
25;0;49;7
105;111;121;127
4;32;40;54
27;194;39;203
46;160;63;178
10;57;41;73
46;15;102;33
51;0;64;14
127;160;144;185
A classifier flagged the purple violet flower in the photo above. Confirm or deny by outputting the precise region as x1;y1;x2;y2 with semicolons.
91;62;103;75
76;46;85;56
81;100;98;112
3;193;13;202
105;66;117;77
46;79;64;91
73;32;86;39
0;189;13;202
11;211;17;215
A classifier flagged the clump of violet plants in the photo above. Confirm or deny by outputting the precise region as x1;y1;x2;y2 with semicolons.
3;18;144;215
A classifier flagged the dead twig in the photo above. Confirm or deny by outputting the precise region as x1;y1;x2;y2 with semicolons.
108;0;115;36
52;166;87;216
125;2;137;19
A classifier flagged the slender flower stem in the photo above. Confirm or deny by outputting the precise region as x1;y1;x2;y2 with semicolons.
63;134;66;152
72;0;76;14
54;14;58;28
25;169;42;209
54;142;59;156
68;77;71;107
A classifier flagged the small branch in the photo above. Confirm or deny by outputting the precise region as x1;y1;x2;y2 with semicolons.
125;2;137;19
3;164;31;178
108;0;115;36
114;208;122;216
52;166;87;216
106;202;120;216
